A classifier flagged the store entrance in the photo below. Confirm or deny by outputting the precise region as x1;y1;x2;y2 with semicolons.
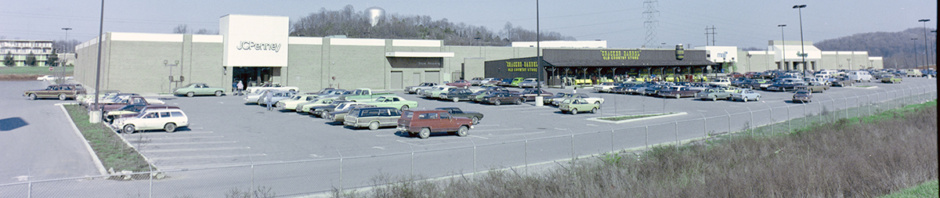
233;67;277;87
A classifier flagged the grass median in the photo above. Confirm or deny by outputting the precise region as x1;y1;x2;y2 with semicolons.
63;104;151;174
0;66;72;81
341;100;938;197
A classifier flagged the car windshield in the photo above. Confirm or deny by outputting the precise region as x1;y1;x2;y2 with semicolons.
796;90;810;94
374;97;387;101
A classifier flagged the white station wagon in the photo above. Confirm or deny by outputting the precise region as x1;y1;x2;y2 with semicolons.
112;108;189;133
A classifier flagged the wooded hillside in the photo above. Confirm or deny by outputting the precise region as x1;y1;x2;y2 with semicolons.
815;27;936;69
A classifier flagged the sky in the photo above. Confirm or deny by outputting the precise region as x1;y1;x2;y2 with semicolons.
1;0;936;49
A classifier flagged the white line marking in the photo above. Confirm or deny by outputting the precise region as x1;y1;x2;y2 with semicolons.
143;141;237;146
143;147;249;153
372;146;386;150
471;135;489;139
149;153;266;161
473;128;524;132
132;131;215;136
586;123;598;126
375;134;395;137
396;140;420;146
131;135;225;140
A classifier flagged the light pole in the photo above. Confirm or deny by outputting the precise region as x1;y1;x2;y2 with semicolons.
918;19;931;66
847;58;852;71
793;4;807;72
61;28;72;54
778;24;787;70
911;38;918;68
92;0;105;123
536;0;542;91
746;53;752;73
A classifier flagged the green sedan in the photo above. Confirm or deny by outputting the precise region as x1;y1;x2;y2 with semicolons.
880;74;902;84
174;83;226;97
558;99;599;115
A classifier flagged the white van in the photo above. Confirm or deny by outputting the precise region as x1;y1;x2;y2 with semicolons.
846;71;873;82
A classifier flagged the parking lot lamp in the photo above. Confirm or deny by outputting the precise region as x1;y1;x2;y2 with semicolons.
918;19;931;66
792;4;806;72
778;24;787;70
92;0;105;123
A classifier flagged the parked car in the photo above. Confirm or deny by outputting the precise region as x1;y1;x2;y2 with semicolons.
847;70;873;82
796;82;829;93
435;107;484;124
341;88;395;102
905;69;923;77
518;78;540;88
297;98;338;113
707;78;731;87
792;89;813;103
421;86;458;99
310;100;350;118
558;99;600;115
99;95;157;112
173;83;226;97
112;108;188;133
496;78;514;86
344;107;402;130
327;103;376;123
360;96;418;110
881;74;902;84
439;88;475;102
244;84;299;94
730;89;761;102
397;110;473;139
276;94;321;111
592;82;619;93
831;77;855;87
696;88;734;101
446;80;471;88
468;77;485;86
550;93;605;106
23;84;86;100
510;77;525;87
481;92;524;105
481;78;501;86
405;82;438;94
657;86;698;99
519;88;553;102
105;105;180;123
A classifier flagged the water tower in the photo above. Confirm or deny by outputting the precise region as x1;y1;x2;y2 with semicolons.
366;7;385;27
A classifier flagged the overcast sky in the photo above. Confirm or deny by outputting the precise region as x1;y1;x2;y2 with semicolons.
1;0;935;49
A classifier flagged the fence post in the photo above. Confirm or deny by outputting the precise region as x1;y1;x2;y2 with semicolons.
248;147;254;194
471;139;476;178
675;121;679;151
337;150;343;194
524;137;528;175
609;125;615;153
726;110;732;134
645;126;649;150
787;105;791;133
27;168;31;198
410;145;415;177
702;115;708;145
746;107;754;134
149;161;153;198
570;134;575;161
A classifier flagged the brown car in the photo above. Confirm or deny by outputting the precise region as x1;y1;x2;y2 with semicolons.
397;110;473;139
24;84;86;100
481;92;524;105
519;88;553;102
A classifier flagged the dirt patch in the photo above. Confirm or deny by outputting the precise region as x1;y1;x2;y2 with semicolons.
0;74;42;81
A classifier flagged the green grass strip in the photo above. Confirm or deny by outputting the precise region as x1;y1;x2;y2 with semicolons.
0;66;73;75
597;112;674;121
63;104;151;172
880;180;939;198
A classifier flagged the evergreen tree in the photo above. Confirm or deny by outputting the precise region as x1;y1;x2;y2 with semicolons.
47;51;59;66
25;52;37;66
3;52;13;66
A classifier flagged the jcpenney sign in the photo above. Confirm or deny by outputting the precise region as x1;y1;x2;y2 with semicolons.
236;41;282;53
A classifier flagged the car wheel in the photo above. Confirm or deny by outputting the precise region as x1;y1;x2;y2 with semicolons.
591;107;597;114
595;101;601;105
515;99;522;104
187;92;195;97
712;97;717;101
401;105;410;111
494;100;501;106
123;124;136;134
58;94;66;101
215;91;223;97
368;122;380;130
471;117;480;125
676;95;680;99
28;94;36;100
164;123;177;133
453;98;459;102
571;108;578;115
456;126;469;137
419;128;431;139
756;96;760;101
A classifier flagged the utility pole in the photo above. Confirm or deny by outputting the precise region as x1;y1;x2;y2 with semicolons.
704;26;716;46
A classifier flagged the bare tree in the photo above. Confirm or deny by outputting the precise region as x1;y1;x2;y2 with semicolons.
173;24;189;34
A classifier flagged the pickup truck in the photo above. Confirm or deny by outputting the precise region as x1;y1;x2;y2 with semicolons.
341;88;395;102
361;96;418;110
397;110;473;139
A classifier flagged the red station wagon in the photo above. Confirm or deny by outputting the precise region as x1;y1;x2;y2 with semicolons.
397;110;473;139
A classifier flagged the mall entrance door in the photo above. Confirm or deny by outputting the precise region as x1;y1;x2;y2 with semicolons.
233;67;278;87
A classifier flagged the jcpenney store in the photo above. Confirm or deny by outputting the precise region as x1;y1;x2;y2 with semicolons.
74;14;538;94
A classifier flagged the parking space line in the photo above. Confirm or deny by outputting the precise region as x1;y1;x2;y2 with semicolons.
131;135;226;140
125;131;215;136
473;128;524;132
143;141;238;146
148;153;267;161
142;146;249;153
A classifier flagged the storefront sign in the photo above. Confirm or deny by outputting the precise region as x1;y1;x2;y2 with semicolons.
600;50;641;60
506;61;538;72
236;41;282;53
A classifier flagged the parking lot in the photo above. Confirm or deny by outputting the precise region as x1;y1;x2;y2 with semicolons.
1;77;935;196
117;77;937;171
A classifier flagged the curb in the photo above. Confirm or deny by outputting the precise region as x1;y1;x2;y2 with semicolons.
587;112;689;124
57;103;108;176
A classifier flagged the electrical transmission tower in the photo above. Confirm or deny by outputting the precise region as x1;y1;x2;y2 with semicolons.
705;26;716;46
643;0;659;48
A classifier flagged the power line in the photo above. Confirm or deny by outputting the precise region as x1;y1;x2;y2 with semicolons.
705;25;716;46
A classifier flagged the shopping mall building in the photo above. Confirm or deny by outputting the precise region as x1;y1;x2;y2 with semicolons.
73;14;882;94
